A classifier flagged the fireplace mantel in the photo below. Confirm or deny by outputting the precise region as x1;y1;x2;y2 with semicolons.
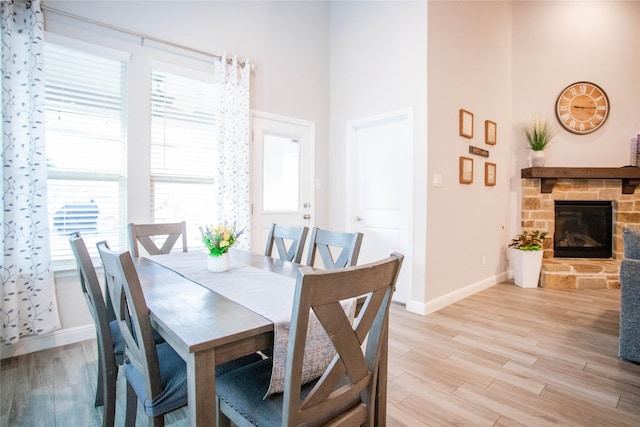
521;167;640;194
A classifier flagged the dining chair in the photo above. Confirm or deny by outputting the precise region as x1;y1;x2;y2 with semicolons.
96;241;262;427
264;223;309;263
305;227;364;269
69;232;123;427
128;221;188;257
216;252;404;427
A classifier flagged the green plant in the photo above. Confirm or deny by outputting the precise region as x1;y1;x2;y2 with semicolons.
509;230;548;251
525;115;557;151
199;222;243;257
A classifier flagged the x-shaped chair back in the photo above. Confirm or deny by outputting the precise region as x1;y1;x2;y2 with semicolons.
264;223;309;263
128;221;187;257
306;228;364;270
283;252;403;426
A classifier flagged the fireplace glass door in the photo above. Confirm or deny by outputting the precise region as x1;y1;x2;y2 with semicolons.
554;201;613;258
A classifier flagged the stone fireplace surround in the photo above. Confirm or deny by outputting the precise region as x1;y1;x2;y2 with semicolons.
520;167;640;289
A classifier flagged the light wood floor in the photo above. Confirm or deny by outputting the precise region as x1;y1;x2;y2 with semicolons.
2;282;640;426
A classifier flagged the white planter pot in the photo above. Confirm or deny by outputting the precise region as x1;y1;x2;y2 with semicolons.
510;248;543;288
530;150;546;167
207;252;230;273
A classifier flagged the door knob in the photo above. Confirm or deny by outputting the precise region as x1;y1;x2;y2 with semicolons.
303;214;311;219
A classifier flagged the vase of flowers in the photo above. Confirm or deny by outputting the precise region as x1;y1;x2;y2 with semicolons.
199;222;243;273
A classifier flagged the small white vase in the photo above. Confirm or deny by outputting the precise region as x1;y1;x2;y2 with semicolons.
531;150;546;167
207;252;230;273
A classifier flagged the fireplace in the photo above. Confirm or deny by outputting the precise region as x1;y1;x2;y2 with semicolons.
554;200;613;258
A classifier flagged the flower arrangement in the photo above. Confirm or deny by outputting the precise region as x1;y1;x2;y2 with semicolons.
525;115;557;151
199;222;243;257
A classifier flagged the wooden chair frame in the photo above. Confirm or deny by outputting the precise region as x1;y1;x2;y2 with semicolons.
306;228;364;270
69;233;121;427
128;221;187;257
217;253;403;427
264;223;309;264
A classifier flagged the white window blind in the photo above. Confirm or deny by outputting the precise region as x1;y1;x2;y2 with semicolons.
150;69;219;245
45;42;127;267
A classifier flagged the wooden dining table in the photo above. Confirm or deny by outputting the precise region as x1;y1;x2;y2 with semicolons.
133;248;388;427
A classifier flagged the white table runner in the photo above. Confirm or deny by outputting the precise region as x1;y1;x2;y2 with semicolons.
146;251;353;396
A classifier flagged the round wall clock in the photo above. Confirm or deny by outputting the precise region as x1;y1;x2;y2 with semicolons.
555;81;609;135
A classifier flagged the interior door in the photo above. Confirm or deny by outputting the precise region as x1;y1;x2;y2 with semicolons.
251;112;314;255
348;109;412;303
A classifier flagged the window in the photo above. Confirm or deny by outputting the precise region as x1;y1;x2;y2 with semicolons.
150;68;219;241
45;41;127;267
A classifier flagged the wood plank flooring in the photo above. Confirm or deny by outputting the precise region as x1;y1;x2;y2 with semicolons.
2;282;640;426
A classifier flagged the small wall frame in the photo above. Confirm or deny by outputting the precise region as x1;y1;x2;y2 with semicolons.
459;109;473;139
459;156;473;184
485;162;496;186
485;120;497;145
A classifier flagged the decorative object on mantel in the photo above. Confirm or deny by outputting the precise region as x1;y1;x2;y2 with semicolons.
459;109;473;139
459;156;473;184
525;115;557;167
200;222;243;273
555;81;609;135
509;230;547;288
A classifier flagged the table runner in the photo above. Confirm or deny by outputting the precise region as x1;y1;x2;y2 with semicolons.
146;251;354;397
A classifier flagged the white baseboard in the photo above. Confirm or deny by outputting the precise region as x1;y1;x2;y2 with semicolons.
405;272;508;316
1;324;95;360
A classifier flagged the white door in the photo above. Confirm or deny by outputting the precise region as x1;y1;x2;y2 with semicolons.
348;109;412;303
251;112;314;254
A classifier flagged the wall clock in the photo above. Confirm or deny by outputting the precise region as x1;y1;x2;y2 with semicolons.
555;81;609;135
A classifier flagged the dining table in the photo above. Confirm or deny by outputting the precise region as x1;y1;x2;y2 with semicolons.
133;248;388;427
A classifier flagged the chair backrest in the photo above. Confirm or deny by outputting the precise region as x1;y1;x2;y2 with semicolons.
283;252;403;426
127;221;187;257
305;228;364;269
68;233;118;367
264;223;309;263
97;241;163;401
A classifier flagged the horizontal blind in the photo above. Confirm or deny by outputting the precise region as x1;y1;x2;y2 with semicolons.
45;42;127;266
150;70;219;247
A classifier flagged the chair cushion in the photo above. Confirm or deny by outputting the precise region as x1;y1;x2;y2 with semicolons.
109;320;124;357
623;227;640;260
215;352;263;376
125;342;188;417
216;358;357;426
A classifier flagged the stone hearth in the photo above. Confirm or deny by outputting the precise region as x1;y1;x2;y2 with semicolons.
520;167;640;289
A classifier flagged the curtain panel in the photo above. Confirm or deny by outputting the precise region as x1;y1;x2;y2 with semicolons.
1;0;61;344
213;54;252;248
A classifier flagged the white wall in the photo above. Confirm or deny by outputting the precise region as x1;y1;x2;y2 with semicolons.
425;1;513;306
329;1;428;310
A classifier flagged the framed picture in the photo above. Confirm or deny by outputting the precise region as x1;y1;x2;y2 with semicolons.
485;162;496;186
459;109;473;139
459;156;473;184
485;120;497;145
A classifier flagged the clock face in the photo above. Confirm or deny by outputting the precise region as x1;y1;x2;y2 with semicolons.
555;82;609;135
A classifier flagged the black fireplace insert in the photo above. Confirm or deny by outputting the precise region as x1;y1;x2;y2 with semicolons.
554;200;613;258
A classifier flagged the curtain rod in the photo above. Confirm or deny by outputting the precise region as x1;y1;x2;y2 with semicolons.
20;1;247;67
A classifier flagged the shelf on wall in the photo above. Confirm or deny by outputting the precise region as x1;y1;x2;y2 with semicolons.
521;167;640;194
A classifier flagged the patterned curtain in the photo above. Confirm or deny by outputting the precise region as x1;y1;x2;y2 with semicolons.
1;0;60;344
213;54;252;248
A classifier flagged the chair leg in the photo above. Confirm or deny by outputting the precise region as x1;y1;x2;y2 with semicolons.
102;364;117;427
95;356;104;407
125;381;138;427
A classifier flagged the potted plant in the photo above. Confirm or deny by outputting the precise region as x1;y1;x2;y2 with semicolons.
509;230;548;288
199;222;243;272
525;115;557;167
